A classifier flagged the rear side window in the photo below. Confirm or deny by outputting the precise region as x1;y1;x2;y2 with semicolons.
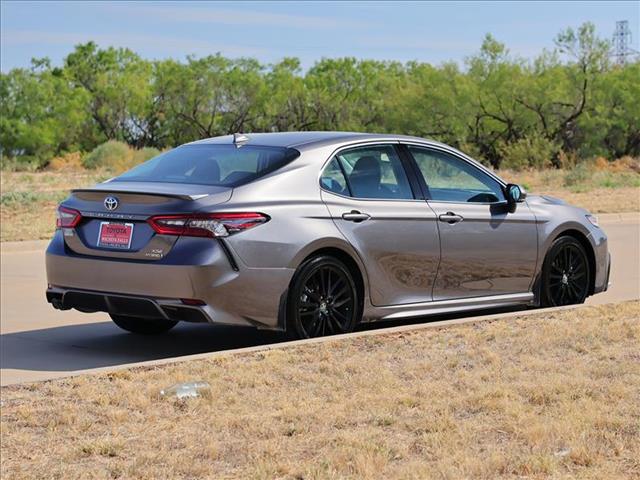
113;144;300;187
320;158;349;195
320;145;414;200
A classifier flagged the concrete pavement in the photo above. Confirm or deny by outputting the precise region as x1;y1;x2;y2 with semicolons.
1;213;638;386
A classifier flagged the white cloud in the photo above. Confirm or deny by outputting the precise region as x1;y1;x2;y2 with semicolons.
103;3;372;29
1;30;269;57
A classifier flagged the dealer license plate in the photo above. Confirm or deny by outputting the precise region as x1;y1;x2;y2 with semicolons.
97;222;134;249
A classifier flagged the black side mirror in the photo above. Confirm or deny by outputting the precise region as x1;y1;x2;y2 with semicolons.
505;184;526;213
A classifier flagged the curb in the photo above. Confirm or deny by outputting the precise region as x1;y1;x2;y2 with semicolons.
3;300;635;387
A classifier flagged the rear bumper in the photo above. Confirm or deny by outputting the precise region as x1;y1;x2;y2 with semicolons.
45;231;294;329
47;287;212;323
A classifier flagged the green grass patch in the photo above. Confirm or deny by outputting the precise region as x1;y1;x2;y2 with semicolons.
0;190;66;207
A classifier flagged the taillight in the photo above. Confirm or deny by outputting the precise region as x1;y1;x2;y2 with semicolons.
56;206;82;228
147;212;269;238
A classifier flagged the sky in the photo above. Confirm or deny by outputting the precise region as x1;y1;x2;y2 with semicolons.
1;1;638;71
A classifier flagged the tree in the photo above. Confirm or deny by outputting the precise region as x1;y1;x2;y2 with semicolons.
1;22;636;170
389;61;470;144
305;58;404;131
466;34;533;167
264;58;315;131
551;22;611;153
64;42;152;146
0;58;88;166
155;55;268;145
579;61;640;158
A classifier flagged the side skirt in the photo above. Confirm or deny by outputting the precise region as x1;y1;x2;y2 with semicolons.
365;292;535;322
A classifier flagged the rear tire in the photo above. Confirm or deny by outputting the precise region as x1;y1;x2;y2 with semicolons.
540;236;591;307
286;255;360;339
109;314;178;334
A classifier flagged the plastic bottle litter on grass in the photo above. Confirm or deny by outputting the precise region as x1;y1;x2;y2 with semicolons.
160;381;210;399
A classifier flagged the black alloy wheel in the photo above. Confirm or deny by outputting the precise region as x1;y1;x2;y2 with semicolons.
541;236;590;307
287;256;359;339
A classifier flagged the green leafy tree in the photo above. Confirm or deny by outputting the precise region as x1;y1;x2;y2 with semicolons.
305;58;404;131
155;55;268;145
64;42;152;146
1;22;636;170
578;61;640;158
465;34;535;166
0;58;87;166
264;58;315;131
550;22;611;154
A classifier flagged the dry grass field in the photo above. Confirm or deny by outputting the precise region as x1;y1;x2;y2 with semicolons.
0;170;108;242
1;301;638;479
500;167;640;215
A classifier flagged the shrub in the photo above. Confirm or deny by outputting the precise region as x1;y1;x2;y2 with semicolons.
593;156;609;171
558;149;579;169
0;191;42;206
563;162;593;187
611;155;640;173
0;155;45;172
82;142;162;172
498;134;559;170
82;141;132;170
132;147;161;165
48;151;84;171
0;190;65;206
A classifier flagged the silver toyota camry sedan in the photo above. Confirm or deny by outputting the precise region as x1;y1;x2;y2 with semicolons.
46;132;610;338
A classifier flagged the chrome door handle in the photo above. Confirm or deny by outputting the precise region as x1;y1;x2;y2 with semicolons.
438;212;463;224
342;210;371;223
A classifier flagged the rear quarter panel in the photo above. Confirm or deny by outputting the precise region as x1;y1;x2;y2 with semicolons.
222;146;369;278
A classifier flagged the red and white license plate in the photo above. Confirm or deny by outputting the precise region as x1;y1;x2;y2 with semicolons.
97;222;134;249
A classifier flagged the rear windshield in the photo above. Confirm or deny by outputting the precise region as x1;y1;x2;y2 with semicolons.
112;144;300;187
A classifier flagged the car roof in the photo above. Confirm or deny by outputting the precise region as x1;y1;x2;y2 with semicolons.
187;131;446;151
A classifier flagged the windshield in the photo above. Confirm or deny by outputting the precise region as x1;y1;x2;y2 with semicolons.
112;144;300;187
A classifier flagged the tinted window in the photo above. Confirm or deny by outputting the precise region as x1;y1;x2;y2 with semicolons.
409;147;505;203
333;145;413;200
113;144;300;187
320;158;349;195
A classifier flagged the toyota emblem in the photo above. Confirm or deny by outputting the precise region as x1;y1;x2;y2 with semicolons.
104;196;119;211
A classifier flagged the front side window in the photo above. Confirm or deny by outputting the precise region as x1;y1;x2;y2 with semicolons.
408;147;505;203
113;144;300;187
323;145;413;200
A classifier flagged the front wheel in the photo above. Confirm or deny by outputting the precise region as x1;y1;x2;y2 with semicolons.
286;255;360;339
110;314;178;334
540;236;591;307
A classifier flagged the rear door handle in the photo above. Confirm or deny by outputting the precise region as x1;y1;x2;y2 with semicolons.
438;211;463;224
342;210;371;223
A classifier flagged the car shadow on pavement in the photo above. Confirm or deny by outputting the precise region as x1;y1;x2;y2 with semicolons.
0;306;526;375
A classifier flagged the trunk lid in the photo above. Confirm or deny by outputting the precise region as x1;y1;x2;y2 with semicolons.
61;182;232;260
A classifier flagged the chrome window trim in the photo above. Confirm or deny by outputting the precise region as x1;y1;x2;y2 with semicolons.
320;189;428;203
426;199;510;207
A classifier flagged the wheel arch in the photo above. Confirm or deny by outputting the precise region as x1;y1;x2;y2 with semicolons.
278;244;369;331
550;229;597;296
298;247;366;308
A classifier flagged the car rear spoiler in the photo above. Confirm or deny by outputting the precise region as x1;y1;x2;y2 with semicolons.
71;188;210;201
